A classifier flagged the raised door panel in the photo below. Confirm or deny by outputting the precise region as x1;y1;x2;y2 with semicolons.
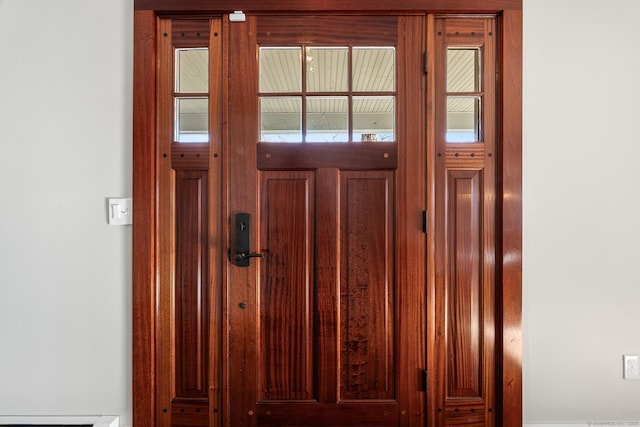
259;171;316;401
340;171;396;401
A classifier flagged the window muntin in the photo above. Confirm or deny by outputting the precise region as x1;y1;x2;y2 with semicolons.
259;45;396;143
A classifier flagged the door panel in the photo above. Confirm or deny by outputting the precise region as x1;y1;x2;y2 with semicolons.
340;171;395;401
228;14;424;427
259;171;316;401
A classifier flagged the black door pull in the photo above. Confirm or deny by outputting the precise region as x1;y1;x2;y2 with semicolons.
232;212;263;267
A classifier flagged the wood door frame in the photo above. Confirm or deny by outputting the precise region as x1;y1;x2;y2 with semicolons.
132;1;522;426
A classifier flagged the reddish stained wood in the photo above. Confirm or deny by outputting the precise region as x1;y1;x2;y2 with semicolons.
257;143;397;171
340;171;395;401
257;15;398;45
132;10;156;427
135;0;521;12
314;168;340;403
133;3;522;427
431;15;498;426
499;8;523;427
395;15;427;426
226;14;259;427
447;170;482;398
175;170;209;398
256;402;400;426
259;172;315;401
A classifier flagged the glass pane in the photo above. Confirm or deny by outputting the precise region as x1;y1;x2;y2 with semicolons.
353;96;395;142
306;97;348;142
305;47;348;92
447;49;479;93
176;48;209;93
447;97;480;143
260;97;302;142
352;47;395;92
176;98;208;143
260;47;302;93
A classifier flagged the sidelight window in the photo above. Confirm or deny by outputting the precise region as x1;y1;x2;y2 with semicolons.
175;48;209;143
446;48;481;143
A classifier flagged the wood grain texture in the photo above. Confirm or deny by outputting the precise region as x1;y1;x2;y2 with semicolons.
135;0;521;12
446;170;482;399
155;17;175;427
499;8;523;427
395;15;427;427
340;171;395;401
315;168;340;403
259;171;315;401
226;14;260;427
175;170;209;398
172;19;210;47
132;10;157;427
207;17;224;427
257;143;397;171
256;402;399;426
257;15;398;45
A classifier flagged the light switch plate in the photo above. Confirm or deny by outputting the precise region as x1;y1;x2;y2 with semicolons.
623;354;640;380
108;198;132;225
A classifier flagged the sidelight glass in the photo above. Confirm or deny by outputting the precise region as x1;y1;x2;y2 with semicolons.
447;48;480;93
446;97;480;143
176;48;209;93
176;98;209;142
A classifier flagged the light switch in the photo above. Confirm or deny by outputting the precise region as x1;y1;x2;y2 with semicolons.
108;198;132;225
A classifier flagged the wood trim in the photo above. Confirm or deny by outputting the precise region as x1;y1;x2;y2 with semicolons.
498;8;523;427
132;9;157;427
135;0;521;12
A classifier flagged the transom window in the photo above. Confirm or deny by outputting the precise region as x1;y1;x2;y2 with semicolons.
259;46;396;143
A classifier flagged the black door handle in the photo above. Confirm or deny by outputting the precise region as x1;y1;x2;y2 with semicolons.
232;212;263;267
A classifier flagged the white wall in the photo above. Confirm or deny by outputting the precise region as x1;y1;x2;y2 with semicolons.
0;0;133;425
1;0;640;425
523;0;640;423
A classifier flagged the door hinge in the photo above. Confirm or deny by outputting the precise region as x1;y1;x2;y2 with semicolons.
423;210;428;233
424;49;428;73
422;369;428;392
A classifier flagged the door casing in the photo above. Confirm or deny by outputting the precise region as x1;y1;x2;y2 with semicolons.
132;1;522;425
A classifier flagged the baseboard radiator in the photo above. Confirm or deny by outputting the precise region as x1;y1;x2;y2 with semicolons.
0;416;118;427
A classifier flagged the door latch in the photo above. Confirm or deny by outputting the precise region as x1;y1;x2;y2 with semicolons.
231;212;263;267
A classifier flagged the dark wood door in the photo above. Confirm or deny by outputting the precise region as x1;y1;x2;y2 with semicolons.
227;14;426;427
140;7;520;427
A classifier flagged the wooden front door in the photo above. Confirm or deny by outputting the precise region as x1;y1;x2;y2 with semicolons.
226;15;426;426
133;3;523;426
